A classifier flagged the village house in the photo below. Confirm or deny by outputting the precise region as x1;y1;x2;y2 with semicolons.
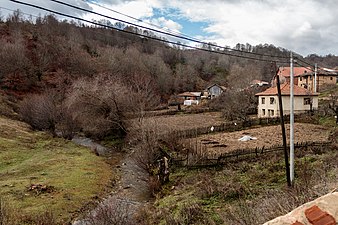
298;68;338;92
255;83;318;118
205;84;226;99
271;66;312;86
177;92;202;106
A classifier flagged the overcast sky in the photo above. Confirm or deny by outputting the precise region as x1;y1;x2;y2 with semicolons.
1;0;338;56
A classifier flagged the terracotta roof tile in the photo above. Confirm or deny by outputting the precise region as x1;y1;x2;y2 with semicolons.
255;83;318;96
279;67;312;77
305;205;336;225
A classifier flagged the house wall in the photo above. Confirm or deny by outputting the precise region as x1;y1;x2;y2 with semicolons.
208;86;223;97
298;75;337;92
257;95;318;118
257;96;278;117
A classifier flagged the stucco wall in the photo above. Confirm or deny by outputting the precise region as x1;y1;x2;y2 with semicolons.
258;95;318;118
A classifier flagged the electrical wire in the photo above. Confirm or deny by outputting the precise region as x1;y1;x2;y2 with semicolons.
0;6;40;18
82;0;200;42
9;0;290;63
50;0;290;59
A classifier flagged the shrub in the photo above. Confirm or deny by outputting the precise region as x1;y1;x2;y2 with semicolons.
85;197;131;225
19;92;58;135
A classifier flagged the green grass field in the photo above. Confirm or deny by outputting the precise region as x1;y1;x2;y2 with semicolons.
0;116;112;224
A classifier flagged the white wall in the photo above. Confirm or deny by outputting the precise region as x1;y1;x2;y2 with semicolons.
257;95;318;118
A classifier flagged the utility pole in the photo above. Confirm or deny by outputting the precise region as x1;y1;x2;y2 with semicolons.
276;73;291;187
314;63;317;92
290;52;294;185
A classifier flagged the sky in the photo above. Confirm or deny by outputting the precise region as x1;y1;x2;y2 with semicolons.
1;0;338;57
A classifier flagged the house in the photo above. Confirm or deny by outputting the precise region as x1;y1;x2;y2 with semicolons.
255;83;318;118
177;92;202;105
298;68;338;92
205;84;226;99
272;67;312;86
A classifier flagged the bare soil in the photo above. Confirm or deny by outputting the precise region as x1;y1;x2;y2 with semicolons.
183;123;331;156
129;112;224;133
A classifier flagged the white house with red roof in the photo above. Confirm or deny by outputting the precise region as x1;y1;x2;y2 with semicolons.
255;83;318;118
177;92;202;105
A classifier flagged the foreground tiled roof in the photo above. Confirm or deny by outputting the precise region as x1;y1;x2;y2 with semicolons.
264;191;338;225
279;67;312;77
255;83;318;96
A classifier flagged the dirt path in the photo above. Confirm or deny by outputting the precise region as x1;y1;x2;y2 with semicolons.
72;137;150;224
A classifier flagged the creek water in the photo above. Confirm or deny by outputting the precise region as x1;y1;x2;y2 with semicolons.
72;136;151;224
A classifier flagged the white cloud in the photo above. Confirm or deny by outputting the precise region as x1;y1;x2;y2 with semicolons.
148;17;182;32
2;0;338;55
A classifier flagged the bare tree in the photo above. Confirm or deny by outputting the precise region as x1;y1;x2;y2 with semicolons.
129;73;160;122
328;91;338;124
65;75;132;138
209;89;257;123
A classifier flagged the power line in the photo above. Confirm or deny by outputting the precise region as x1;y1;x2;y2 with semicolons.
0;6;40;18
82;0;200;42
9;0;290;63
51;0;290;59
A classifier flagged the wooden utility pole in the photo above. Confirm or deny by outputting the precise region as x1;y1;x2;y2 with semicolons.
276;74;291;187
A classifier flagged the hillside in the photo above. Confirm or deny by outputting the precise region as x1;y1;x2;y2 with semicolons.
0;116;113;224
1;12;337;104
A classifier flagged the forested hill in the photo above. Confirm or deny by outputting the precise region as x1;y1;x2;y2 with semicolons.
0;12;337;101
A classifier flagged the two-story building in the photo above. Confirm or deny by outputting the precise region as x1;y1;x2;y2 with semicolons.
298;68;338;92
255;83;318;118
271;67;312;86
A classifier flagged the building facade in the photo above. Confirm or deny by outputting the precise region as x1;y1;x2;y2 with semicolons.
256;83;318;118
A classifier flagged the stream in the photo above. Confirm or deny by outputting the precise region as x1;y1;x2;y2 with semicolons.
72;136;151;224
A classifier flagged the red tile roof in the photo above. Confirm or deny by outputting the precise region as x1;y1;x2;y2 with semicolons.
255;83;318;96
305;205;336;225
279;67;312;77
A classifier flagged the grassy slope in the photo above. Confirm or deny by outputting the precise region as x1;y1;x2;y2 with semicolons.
145;127;338;225
0;116;112;223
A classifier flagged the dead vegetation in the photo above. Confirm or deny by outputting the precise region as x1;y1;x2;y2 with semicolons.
139;143;338;225
183;123;330;156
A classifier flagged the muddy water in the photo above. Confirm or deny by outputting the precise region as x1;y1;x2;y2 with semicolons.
72;136;150;225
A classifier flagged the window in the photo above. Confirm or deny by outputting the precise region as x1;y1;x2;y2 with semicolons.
330;77;333;80
261;97;265;104
300;77;302;81
262;109;265;115
270;97;275;104
304;97;311;105
271;110;274;116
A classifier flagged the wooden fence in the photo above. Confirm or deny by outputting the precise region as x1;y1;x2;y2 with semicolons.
172;141;331;167
168;113;317;140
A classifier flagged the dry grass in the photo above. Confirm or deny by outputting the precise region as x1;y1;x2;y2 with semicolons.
128;112;224;134
141;144;338;225
0;116;113;224
183;123;330;156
